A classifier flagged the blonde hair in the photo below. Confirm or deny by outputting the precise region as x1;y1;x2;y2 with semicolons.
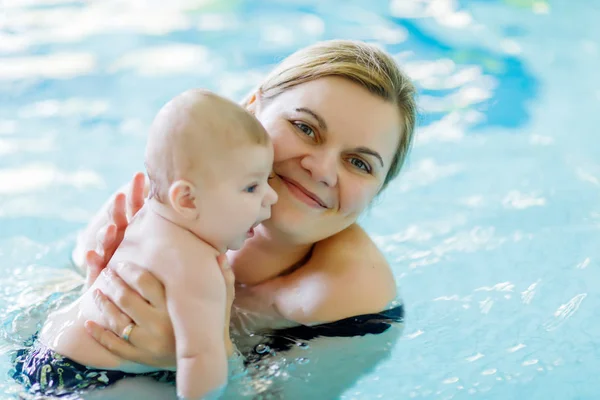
243;40;417;191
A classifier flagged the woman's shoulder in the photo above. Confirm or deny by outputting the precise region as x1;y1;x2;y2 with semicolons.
273;224;397;325
317;223;396;303
314;224;392;279
317;223;381;253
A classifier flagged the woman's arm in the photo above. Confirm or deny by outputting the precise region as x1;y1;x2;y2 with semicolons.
266;224;397;326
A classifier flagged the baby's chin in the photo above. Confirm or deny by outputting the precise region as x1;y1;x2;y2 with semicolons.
225;238;246;252
226;227;256;251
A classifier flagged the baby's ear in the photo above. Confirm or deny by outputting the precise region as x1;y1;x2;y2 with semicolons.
168;180;198;219
245;90;263;115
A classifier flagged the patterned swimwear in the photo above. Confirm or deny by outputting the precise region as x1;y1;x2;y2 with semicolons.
10;305;404;398
11;335;175;398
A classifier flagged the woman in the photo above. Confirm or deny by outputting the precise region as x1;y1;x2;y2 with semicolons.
76;39;417;369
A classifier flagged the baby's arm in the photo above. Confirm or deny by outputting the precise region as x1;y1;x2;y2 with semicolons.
163;251;228;400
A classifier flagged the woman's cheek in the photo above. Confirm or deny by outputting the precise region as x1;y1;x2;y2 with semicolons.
339;181;377;215
271;129;298;162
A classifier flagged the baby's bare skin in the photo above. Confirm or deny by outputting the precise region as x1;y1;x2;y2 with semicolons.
40;90;277;399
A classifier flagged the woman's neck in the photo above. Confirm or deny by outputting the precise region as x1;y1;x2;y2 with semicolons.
228;225;313;286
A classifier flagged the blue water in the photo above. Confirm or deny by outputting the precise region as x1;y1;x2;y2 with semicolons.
1;0;599;399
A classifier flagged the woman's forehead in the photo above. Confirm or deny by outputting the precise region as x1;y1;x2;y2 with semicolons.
278;77;402;162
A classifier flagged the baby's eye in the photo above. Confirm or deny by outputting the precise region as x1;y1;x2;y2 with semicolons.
245;184;258;193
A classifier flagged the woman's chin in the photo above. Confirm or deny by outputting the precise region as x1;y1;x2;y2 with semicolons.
266;204;354;244
269;201;308;225
261;211;313;241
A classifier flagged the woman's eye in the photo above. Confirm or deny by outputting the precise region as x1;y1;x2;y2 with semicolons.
294;122;316;138
349;158;371;173
245;184;258;193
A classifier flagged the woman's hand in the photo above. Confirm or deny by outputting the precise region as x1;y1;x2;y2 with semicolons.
84;172;146;288
85;256;236;366
85;262;177;368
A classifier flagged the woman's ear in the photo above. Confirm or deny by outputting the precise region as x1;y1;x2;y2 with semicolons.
168;180;198;219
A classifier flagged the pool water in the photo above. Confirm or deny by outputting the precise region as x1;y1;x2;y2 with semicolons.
1;0;599;399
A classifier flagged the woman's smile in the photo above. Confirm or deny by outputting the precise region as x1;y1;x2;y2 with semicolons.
277;175;329;209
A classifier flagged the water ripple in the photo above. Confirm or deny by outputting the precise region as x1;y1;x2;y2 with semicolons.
0;53;96;80
0;164;104;194
543;293;587;331
109;44;220;77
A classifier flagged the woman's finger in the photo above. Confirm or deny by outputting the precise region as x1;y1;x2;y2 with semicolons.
128;172;146;219
85;250;105;288
218;255;235;303
112;262;166;309
217;254;235;285
85;321;172;368
92;288;133;337
86;250;104;273
94;224;116;259
100;269;153;326
109;192;128;230
84;321;143;363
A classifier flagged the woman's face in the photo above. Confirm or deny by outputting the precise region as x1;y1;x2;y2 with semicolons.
249;76;402;244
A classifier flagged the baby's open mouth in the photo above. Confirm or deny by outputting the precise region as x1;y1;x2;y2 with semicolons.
246;222;260;238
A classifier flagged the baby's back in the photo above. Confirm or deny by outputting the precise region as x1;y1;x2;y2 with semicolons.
39;206;192;373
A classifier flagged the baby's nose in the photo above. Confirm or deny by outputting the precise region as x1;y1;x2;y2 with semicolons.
265;185;278;206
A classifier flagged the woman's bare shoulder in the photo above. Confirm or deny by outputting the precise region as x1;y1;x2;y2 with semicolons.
315;224;396;301
272;224;397;325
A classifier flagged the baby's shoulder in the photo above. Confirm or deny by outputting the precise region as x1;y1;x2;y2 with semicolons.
151;236;218;271
152;244;222;291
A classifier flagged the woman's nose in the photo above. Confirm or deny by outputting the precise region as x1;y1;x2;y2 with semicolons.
300;150;338;187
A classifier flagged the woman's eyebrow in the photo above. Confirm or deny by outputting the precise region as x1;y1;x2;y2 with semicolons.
354;146;384;167
296;107;328;131
295;107;384;167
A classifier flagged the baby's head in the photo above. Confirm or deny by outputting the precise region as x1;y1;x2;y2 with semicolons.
145;89;277;252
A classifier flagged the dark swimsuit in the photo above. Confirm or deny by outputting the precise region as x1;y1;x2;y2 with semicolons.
10;304;403;397
10;335;175;398
245;304;405;364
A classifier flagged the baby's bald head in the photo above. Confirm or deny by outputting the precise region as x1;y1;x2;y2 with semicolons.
145;89;269;202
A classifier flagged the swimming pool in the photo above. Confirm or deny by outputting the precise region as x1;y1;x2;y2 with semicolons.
1;0;599;398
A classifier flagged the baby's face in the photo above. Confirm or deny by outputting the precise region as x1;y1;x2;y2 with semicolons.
195;143;277;252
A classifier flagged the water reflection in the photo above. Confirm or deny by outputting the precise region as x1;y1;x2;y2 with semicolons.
1;0;600;399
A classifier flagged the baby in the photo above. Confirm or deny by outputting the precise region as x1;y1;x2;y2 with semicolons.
14;89;277;399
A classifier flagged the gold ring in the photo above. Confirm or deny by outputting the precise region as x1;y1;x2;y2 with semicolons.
121;323;135;342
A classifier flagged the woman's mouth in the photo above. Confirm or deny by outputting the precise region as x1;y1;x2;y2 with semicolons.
279;176;328;209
